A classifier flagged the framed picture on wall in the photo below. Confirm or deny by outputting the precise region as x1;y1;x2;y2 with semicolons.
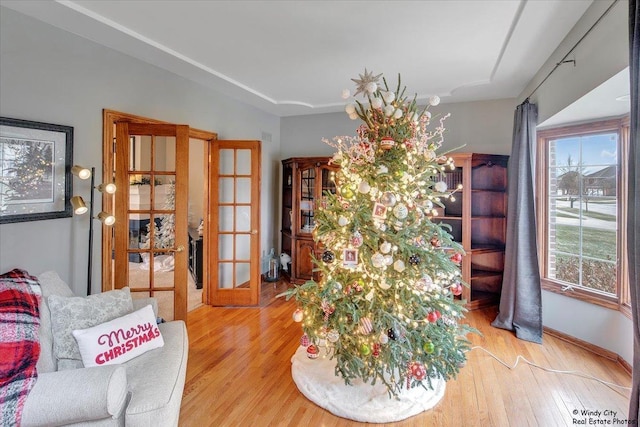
0;117;73;223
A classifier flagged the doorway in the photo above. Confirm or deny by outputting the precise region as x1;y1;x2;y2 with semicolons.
102;110;262;319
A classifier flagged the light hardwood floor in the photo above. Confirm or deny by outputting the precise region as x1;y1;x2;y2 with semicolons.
180;282;632;426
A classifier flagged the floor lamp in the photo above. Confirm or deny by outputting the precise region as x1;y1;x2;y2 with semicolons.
71;165;116;295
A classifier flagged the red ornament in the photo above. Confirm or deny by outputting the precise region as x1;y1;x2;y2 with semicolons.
450;253;463;264
306;345;319;359
427;310;441;323
451;283;463;296
373;343;381;357
410;362;427;381
300;334;310;347
380;136;395;150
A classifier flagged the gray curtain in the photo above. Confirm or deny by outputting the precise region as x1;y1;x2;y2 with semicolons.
628;0;639;422
492;100;542;344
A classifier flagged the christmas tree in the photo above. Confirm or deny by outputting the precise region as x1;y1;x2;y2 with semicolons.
282;69;473;396
143;181;176;249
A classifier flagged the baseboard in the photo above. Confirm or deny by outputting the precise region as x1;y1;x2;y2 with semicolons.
543;326;631;375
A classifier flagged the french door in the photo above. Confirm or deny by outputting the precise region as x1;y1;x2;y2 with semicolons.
114;122;189;321
209;140;261;306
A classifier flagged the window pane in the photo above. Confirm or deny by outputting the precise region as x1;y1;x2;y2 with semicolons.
547;131;618;295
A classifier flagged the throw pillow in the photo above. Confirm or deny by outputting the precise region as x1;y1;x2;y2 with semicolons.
48;288;133;369
72;304;164;367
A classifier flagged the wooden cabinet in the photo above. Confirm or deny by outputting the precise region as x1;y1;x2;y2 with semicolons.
281;157;337;284
440;153;509;310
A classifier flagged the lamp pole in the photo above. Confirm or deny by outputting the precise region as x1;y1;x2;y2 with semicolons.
87;167;95;296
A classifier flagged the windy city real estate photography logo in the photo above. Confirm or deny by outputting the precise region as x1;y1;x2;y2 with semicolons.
571;408;637;425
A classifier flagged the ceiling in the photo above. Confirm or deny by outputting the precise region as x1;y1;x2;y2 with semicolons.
2;0;595;117
539;67;630;128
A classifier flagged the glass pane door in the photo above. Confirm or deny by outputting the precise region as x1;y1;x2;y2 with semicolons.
115;122;189;321
210;140;260;306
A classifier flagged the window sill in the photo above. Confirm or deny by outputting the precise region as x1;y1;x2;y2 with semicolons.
541;279;620;311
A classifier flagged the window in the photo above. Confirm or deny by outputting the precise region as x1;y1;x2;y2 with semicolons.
537;117;630;311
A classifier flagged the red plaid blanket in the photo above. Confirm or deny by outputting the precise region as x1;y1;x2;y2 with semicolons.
0;269;41;427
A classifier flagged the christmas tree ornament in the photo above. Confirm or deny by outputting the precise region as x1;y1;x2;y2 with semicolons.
427;311;441;323
451;282;463;296
382;90;395;103
376;164;389;175
365;289;374;301
351;68;382;97
387;328;397;341
415;275;434;292
327;329;340;343
341;186;355;198
429;95;441;106
359;317;373;335
338;216;349;227
383;105;395;117
380;241;392;254
358;180;371;194
380;136;395;150
378;279;391;290
450;252;463;264
371;252;386;268
371;97;383;109
306;344;319;359
360;344;371;356
345;103;356;114
321;300;335;317
373;343;381;357
393;260;406;272
300;334;310;347
410;362;427;381
332;281;343;292
380;191;397;207
424;150;436;161
322;250;335;263
408;254;421;265
434;181;448;192
350;231;364;248
423;341;435;354
430;236;441;247
379;332;389;344
393;203;408;219
393;109;403;119
341;89;351;99
292;309;304;323
423;199;434;210
384;254;394;266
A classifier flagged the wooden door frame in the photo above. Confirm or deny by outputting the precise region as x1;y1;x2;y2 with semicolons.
102;110;217;298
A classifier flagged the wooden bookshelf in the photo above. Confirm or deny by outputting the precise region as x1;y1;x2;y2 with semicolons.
440;153;509;310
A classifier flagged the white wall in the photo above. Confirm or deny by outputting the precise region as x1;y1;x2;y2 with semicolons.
281;98;516;158
519;0;632;363
188;138;205;229
0;7;281;295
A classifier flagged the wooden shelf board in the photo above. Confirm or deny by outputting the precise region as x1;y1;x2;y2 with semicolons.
471;188;506;193
469;245;505;254
467;290;500;310
470;215;506;219
470;269;503;280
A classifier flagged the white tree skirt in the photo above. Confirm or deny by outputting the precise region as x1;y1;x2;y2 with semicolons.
290;346;446;423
